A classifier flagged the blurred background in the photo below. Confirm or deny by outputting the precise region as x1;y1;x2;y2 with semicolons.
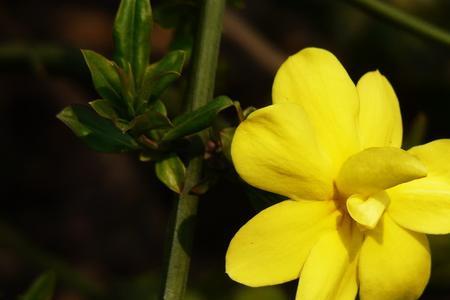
1;0;449;299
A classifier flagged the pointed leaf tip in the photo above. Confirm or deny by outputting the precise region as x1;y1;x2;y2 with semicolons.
155;154;186;193
113;0;152;84
20;271;56;300
82;50;125;112
138;50;186;111
162;95;234;141
57;105;139;152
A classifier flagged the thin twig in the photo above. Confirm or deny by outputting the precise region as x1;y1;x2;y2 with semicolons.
223;9;286;74
159;0;226;299
344;0;450;49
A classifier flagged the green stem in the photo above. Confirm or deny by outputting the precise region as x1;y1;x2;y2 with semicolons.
344;0;450;48
159;1;226;300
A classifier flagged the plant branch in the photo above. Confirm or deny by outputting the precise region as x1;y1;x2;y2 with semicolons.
159;0;226;300
344;0;450;49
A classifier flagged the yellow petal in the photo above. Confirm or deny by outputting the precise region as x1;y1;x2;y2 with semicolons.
357;71;403;149
226;200;341;287
359;214;431;300
388;179;450;234
272;47;360;175
336;147;427;197
231;103;334;200
296;218;362;300
346;191;390;230
408;139;450;180
388;139;450;234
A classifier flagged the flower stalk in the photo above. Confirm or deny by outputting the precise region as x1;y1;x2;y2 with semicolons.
159;0;226;299
345;0;450;48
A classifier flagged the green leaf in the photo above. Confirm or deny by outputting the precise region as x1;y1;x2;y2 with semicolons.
127;110;173;135
151;99;168;116
89;99;119;120
155;154;186;193
57;105;139;152
89;99;130;132
115;61;137;116
82;50;123;110
113;0;152;84
162;96;234;141
146;100;169;141
219;127;235;161
138;50;185;111
20;271;56;300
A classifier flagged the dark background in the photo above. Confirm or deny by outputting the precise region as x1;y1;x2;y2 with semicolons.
1;0;449;299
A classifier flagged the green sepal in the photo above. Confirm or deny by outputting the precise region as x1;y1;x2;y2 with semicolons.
113;0;152;84
189;181;210;195
137;134;159;150
127;110;173;135
219;127;235;161
242;106;256;119
57;105;139;152
189;174;219;196
155;153;186;194
162;95;234;141
82;50;124;111
138;50;186;111
19;271;56;300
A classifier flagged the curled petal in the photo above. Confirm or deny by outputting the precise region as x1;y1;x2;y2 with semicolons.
336;147;427;197
346;191;389;230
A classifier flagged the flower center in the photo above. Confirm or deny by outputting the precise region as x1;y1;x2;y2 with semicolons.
345;191;390;230
333;146;427;230
332;184;390;230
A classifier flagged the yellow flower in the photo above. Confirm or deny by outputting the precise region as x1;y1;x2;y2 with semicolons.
226;47;450;300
